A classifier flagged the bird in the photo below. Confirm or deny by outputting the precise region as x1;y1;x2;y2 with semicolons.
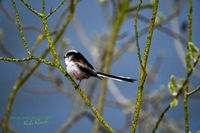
64;50;136;86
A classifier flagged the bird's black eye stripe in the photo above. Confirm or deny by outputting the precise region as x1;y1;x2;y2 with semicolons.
64;52;75;58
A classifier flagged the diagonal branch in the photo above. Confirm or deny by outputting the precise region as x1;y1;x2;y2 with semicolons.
46;0;67;19
134;0;146;75
126;3;153;12
152;54;200;133
1;1;115;132
187;86;200;96
20;0;43;17
1;1;78;132
10;0;32;55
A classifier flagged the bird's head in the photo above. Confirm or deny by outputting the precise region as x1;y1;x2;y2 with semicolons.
64;50;78;65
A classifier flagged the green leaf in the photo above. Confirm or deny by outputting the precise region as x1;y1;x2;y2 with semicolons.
170;98;178;107
185;42;199;71
168;75;178;96
197;130;200;133
188;42;199;59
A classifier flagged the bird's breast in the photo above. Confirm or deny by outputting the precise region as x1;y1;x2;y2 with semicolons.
66;62;89;80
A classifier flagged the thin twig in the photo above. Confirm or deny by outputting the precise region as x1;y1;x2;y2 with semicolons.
0;56;57;67
11;0;32;55
42;0;45;14
187;86;200;96
126;3;153;12
0;4;43;33
2;1;115;132
57;111;87;133
134;0;146;76
130;0;159;132
1;1;78;132
152;54;200;133
20;0;43;17
46;0;67;19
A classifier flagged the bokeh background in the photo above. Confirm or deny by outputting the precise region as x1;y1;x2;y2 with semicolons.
0;0;200;132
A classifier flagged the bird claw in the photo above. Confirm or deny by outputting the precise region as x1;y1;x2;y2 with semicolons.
75;85;79;90
75;80;81;90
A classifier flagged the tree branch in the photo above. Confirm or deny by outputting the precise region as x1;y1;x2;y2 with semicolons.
187;86;200;96
126;3;153;12
152;54;200;133
46;0;67;19
20;0;43;17
1;1;77;132
130;0;159;132
11;0;32;55
184;0;193;131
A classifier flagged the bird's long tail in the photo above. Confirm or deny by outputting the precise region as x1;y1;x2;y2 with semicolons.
97;72;137;83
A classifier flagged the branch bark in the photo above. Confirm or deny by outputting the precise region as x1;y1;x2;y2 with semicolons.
130;0;159;132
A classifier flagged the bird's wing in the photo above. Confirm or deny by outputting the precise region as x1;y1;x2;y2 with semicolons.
73;51;95;70
77;64;100;78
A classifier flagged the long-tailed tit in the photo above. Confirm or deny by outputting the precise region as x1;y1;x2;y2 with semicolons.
64;50;136;85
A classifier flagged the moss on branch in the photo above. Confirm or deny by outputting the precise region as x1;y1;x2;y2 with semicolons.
1;1;115;133
11;0;32;55
184;0;193;132
130;0;159;132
